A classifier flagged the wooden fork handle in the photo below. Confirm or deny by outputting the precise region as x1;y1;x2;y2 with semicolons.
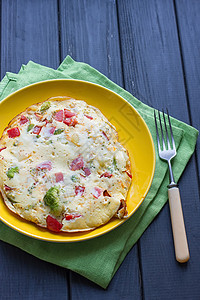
168;187;190;263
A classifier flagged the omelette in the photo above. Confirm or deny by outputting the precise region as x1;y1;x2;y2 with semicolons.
0;97;132;232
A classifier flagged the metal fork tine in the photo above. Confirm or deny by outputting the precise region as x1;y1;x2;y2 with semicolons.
158;110;166;150
166;108;176;150
154;110;161;152
162;109;171;149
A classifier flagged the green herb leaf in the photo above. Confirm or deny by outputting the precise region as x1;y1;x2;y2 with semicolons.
71;175;78;182
27;124;34;132
40;101;51;112
54;128;64;135
6;167;19;179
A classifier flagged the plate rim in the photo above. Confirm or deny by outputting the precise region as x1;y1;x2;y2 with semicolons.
0;79;156;242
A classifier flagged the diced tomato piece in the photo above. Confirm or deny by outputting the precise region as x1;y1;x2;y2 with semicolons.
125;171;132;179
70;157;84;171
32;125;42;135
36;161;52;171
7;127;20;138
0;147;7;152
20;115;29;125
84;114;93;120
46;215;62;232
103;190;111;197
102;131;109;140
75;186;85;196
54;110;64;122
63;118;78;127
92;187;102;199
4;185;12;191
55;172;64;182
49;126;56;135
100;172;112;178
64;109;76;118
65;214;82;221
83;167;91;177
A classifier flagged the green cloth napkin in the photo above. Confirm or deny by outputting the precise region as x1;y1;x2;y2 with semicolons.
0;56;198;288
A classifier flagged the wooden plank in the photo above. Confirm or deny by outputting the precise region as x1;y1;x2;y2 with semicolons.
174;0;200;183
59;0;123;86
1;0;60;79
59;0;142;298
117;0;200;299
0;1;69;299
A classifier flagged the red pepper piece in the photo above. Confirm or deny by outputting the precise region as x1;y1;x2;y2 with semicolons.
36;161;52;171
70;157;84;171
102;131;109;140
100;172;112;178
32;125;42;135
125;171;132;179
63;118;78;127
55;172;64;182
20;115;29;125
64;109;76;118
84;114;93;120
54;110;64;122
0;147;7;152
83;167;91;177
65;214;82;221
75;186;85;196
46;215;62;232
4;185;12;191
92;187;102;199
34;113;44;121
7;127;20;138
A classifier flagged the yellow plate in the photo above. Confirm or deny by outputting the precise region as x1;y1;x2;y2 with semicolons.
0;80;155;242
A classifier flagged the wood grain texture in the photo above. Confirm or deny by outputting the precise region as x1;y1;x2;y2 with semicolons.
1;0;60;79
59;0;123;86
0;1;69;299
174;0;200;183
59;0;142;298
0;241;68;300
117;0;200;299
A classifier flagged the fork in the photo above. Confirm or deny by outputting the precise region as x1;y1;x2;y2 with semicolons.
154;109;190;263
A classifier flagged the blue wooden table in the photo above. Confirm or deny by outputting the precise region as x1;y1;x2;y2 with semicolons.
0;1;200;299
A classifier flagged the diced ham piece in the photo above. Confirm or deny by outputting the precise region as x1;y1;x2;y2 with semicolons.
125;171;132;179
43;126;56;137
32;125;42;135
54;110;64;122
4;185;12;191
0;147;6;152
100;172;112;178
83;167;91;177
92;187;102;199
36;161;52;171
64;109;76;118
55;172;64;182
70;157;84;171
65;214;82;221
63;118;78;127
46;215;62;232
20;115;29;125
7;127;20;138
75;186;85;196
84;115;93;120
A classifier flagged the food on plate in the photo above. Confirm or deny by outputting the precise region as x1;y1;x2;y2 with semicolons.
0;96;132;232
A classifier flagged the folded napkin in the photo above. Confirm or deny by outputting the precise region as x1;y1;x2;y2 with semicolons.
0;56;198;288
